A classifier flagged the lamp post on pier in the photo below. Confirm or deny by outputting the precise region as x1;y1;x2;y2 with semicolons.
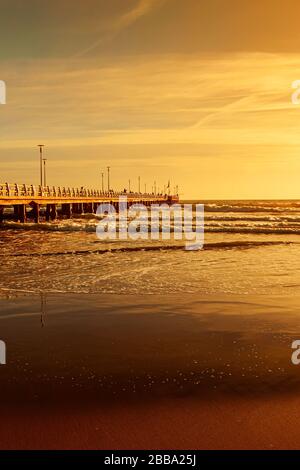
38;144;45;187
107;166;110;192
43;158;47;187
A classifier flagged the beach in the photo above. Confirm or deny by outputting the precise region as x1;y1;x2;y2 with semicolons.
0;200;300;449
0;293;299;449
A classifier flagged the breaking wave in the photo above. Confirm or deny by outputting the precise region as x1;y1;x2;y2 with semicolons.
0;240;292;258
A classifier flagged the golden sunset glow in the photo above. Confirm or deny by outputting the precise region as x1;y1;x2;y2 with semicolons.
1;0;300;198
3;2;300;453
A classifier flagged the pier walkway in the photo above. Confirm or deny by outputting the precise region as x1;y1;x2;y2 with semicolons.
0;183;179;223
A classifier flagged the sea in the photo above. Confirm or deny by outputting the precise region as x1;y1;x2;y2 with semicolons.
0;199;299;296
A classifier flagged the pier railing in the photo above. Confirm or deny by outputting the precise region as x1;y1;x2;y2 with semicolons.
0;183;165;199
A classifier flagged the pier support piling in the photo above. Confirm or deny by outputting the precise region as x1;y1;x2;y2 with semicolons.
62;203;72;218
46;204;51;222
13;205;19;221
83;203;92;213
13;205;27;223
19;204;27;223
50;204;57;221
32;203;40;223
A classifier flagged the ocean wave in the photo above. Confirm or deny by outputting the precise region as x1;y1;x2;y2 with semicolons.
1;218;300;236
0;240;292;258
204;203;300;213
205;226;300;235
205;215;300;222
0;221;97;232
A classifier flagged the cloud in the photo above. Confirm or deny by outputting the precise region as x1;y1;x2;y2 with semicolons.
73;0;166;58
2;51;300;197
1;52;299;148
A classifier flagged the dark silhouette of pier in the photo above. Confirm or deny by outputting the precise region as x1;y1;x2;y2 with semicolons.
0;183;179;223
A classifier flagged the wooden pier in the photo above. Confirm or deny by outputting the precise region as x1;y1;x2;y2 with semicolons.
0;183;179;223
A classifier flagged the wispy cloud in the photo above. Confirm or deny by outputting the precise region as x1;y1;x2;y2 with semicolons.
1;51;300;197
73;0;166;58
1;52;299;147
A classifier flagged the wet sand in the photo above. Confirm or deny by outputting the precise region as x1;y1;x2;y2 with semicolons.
0;394;299;449
0;293;299;449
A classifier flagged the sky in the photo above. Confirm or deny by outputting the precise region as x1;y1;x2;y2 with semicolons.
0;0;300;198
